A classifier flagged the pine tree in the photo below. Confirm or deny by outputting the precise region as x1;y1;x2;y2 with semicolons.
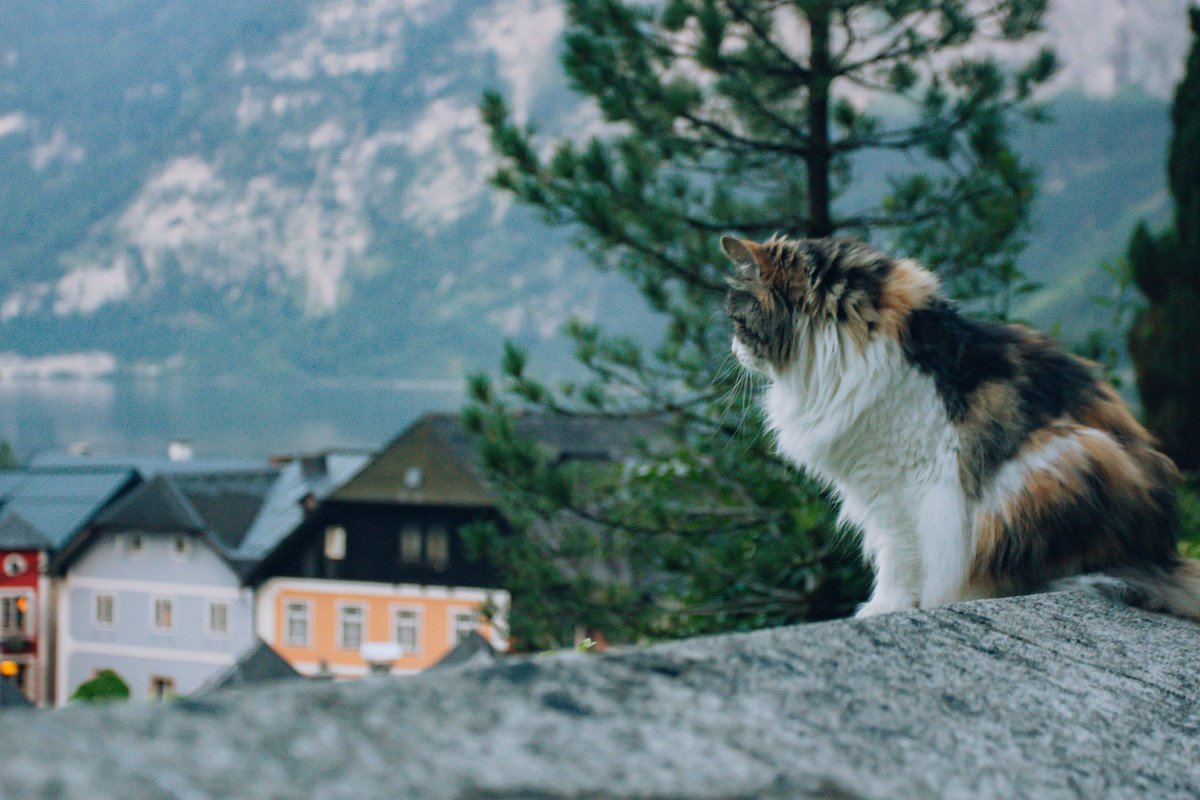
1127;7;1200;472
467;0;1056;650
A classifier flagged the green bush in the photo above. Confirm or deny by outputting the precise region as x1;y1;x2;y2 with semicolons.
69;670;131;704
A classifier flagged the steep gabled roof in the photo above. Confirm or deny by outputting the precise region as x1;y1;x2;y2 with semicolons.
0;513;51;551
200;640;301;694
92;475;206;534
332;415;493;507
55;470;278;575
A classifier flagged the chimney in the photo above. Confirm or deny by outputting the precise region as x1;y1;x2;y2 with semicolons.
300;455;328;478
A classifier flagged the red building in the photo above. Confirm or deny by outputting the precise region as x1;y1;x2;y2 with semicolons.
0;514;50;705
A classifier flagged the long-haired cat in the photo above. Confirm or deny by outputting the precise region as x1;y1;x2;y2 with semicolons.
722;234;1200;619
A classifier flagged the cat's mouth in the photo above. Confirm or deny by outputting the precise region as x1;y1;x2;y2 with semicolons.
731;336;769;376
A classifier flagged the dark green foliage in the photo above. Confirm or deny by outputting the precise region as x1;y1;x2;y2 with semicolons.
473;0;1053;650
69;669;131;703
1127;8;1200;471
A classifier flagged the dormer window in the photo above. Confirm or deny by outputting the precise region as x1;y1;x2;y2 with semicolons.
169;536;192;560
124;534;146;558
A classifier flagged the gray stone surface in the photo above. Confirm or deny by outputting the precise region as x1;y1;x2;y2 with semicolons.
2;591;1199;799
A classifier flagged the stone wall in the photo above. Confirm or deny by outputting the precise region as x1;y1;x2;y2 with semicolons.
2;591;1198;799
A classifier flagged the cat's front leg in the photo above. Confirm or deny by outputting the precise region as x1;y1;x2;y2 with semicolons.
856;527;921;618
916;481;973;608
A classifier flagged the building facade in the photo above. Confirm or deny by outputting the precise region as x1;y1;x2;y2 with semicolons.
255;578;508;676
0;517;48;705
250;415;513;676
53;474;272;703
0;467;136;706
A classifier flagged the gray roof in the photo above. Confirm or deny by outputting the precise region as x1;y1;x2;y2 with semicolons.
65;455;365;576
87;471;277;563
0;513;51;550
236;454;370;562
93;475;207;534
201;640;301;694
426;631;495;672
0;468;135;550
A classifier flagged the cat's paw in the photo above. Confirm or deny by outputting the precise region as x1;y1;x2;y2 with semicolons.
855;596;917;618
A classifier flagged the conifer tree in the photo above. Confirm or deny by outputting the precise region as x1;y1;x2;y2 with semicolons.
1127;7;1200;471
467;0;1056;649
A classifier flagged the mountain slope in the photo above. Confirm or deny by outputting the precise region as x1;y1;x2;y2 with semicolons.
0;0;1187;379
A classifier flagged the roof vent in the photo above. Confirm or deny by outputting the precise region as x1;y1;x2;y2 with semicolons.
168;440;194;462
67;441;93;456
403;467;423;490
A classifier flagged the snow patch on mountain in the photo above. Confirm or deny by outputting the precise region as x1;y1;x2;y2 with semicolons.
0;112;28;139
470;0;565;123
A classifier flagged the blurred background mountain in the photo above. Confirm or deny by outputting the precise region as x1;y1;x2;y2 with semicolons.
0;0;1190;452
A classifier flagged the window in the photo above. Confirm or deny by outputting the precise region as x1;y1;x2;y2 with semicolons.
403;467;423;489
338;605;365;651
426;526;450;571
2;553;28;577
169;536;192;560
324;526;347;560
392;608;420;654
149;676;175;700
450;609;479;646
207;602;229;636
124;534;146;557
399;525;422;563
285;601;311;647
152;597;173;631
94;593;115;626
0;595;30;636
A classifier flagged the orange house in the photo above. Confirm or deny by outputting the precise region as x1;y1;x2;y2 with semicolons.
255;578;508;676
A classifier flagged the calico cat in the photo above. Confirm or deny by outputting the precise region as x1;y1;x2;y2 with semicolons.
722;234;1200;618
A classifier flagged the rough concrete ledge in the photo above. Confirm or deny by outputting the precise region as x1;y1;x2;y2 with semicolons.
3;591;1199;799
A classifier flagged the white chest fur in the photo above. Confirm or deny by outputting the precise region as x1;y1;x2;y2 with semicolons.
754;327;970;613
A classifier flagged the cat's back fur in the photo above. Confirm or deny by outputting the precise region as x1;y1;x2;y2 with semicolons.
723;234;1195;618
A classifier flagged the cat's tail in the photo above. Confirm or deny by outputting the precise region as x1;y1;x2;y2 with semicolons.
1065;559;1200;621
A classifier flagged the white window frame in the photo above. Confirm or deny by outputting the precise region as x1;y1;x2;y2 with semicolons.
92;592;116;628
205;600;230;637
150;596;174;632
284;599;313;648
390;604;423;656
336;602;366;651
448;607;480;647
122;533;148;558
169;535;192;561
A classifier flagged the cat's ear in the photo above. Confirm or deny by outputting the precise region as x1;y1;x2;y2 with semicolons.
721;236;772;282
720;236;760;267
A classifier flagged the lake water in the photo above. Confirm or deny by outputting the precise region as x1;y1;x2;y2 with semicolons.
0;377;464;461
